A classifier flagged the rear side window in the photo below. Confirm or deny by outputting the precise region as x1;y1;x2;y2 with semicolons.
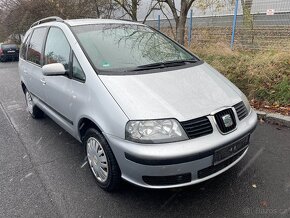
27;28;47;65
44;27;70;70
20;37;30;59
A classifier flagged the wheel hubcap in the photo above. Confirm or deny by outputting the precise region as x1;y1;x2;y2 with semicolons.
87;137;108;183
25;92;33;114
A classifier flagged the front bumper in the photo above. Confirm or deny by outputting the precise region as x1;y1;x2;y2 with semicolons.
105;109;258;189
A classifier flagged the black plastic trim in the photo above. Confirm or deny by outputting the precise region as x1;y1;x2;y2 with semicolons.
180;116;213;139
143;173;191;186
125;149;212;166
234;101;249;121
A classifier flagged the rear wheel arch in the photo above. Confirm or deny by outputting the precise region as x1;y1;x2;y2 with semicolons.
21;81;27;94
24;89;44;119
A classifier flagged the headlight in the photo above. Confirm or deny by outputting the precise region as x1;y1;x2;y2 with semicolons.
125;119;188;143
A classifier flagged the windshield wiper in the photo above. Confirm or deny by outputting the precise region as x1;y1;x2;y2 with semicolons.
136;62;166;69
131;59;198;71
164;59;198;64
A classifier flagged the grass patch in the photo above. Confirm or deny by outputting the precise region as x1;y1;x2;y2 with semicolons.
189;43;290;106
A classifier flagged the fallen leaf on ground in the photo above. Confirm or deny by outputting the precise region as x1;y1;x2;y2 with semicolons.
260;200;268;207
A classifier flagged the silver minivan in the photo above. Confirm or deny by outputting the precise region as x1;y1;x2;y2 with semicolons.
19;17;257;191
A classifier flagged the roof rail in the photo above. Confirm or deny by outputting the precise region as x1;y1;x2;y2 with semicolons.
30;16;63;28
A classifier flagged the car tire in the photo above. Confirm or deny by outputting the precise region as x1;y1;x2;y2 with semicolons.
84;128;121;192
25;89;44;119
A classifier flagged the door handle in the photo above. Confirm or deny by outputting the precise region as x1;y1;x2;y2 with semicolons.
40;78;46;85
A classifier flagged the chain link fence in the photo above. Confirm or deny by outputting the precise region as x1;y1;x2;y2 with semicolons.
145;0;290;50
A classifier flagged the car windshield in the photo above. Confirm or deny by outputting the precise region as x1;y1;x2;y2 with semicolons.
72;24;196;72
2;44;17;49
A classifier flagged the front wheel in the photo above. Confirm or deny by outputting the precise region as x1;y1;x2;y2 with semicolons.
25;90;44;119
84;128;121;191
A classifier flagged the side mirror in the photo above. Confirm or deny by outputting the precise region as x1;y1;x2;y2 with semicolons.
42;63;66;76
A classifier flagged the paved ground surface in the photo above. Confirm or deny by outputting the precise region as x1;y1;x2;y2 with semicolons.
0;61;289;218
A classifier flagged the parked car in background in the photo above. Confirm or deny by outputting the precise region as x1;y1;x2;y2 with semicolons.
19;17;257;191
0;43;19;62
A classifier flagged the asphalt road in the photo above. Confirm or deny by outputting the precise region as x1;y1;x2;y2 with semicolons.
0;61;289;218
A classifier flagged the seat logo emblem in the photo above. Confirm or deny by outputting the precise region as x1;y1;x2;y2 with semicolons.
222;114;233;127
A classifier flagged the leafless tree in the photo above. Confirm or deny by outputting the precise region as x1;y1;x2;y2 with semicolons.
0;0;120;42
114;0;159;23
92;0;118;18
0;0;59;43
157;0;233;45
114;0;140;21
157;0;196;45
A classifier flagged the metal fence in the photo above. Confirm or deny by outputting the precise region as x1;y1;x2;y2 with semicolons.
145;0;290;51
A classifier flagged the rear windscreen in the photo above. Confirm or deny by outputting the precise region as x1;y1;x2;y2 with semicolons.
2;44;18;49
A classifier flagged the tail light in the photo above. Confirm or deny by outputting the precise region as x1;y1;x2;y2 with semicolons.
0;48;2;55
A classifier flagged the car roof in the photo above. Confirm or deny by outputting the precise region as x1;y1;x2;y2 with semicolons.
30;17;144;29
64;19;144;27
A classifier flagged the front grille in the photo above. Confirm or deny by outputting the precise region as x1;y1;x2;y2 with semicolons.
143;173;191;186
234;101;249;120
214;108;236;133
197;147;247;179
180;116;213;139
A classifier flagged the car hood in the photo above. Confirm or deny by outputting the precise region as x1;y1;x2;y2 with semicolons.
99;63;242;121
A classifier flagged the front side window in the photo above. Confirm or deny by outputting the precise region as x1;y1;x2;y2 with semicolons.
27;28;47;65
44;27;70;70
72;24;196;73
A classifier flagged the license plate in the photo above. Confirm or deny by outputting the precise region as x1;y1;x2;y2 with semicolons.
213;135;250;165
7;50;15;53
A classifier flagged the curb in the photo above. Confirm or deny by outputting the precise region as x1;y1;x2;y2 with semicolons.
255;110;290;128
